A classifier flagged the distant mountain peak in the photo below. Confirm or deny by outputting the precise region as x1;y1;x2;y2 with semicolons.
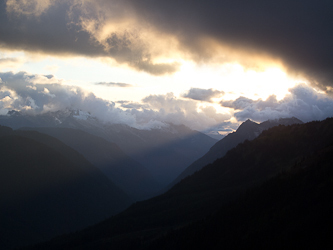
236;119;259;133
167;116;304;190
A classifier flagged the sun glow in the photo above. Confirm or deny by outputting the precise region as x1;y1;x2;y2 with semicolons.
175;61;301;101
230;66;299;100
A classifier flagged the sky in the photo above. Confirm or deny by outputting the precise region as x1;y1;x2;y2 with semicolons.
0;0;333;137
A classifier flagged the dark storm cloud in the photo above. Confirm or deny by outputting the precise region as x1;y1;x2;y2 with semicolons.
0;1;178;75
95;82;133;88
0;1;103;56
127;0;333;89
221;84;333;122
182;88;224;102
2;1;333;87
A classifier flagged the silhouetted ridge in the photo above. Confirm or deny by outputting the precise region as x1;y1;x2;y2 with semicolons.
147;143;333;249
166;117;303;190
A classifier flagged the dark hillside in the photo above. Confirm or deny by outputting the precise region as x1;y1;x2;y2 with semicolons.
0;126;131;249
148;143;333;249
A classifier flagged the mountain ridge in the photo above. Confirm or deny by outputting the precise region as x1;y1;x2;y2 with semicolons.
0;109;217;187
166;117;303;190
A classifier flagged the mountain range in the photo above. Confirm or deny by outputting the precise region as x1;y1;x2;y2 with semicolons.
0;110;217;187
23;117;333;250
21;127;160;201
1;109;330;249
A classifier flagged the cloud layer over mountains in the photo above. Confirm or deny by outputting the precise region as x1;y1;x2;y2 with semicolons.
0;72;136;124
0;72;231;131
1;0;333;90
1;71;333;134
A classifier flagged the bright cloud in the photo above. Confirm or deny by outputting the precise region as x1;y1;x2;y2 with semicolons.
0;71;232;131
222;84;333;123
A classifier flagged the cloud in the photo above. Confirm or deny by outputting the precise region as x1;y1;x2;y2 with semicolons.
0;71;136;125
0;71;232;132
182;88;224;102
67;0;181;75
1;0;332;87
221;84;333;122
1;0;180;75
139;92;232;131
2;72;332;134
117;101;148;109
126;0;333;89
0;57;25;69
95;82;133;88
221;96;256;110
